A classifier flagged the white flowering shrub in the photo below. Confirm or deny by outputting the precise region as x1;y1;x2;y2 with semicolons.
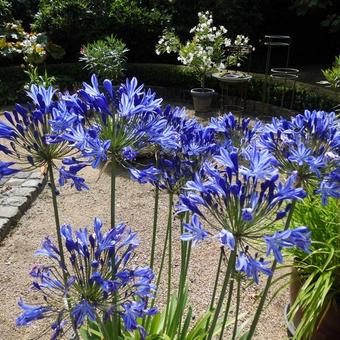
156;11;252;88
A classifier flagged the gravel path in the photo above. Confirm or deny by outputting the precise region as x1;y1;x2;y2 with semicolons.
0;165;289;340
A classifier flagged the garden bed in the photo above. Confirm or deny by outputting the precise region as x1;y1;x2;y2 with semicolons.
0;165;290;340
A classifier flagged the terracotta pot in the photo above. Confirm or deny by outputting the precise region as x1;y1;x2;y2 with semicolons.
190;88;215;113
287;267;340;339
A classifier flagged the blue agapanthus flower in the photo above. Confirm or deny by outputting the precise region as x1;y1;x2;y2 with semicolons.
264;226;311;263
49;75;179;190
17;218;157;339
180;214;209;245
236;253;272;284
208;113;261;150
129;110;218;194
0;84;84;178
0;161;19;180
315;168;340;205
258;109;340;195
178;146;307;283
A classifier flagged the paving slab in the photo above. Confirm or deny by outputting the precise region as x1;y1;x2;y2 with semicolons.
0;170;46;242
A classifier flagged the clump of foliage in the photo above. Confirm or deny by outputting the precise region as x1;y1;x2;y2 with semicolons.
80;35;128;82
322;54;340;89
289;196;340;339
292;0;340;33
32;0;170;61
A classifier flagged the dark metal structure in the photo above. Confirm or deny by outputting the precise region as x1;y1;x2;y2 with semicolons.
263;35;299;109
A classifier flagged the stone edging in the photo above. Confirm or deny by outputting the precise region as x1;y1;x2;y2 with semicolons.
0;171;46;242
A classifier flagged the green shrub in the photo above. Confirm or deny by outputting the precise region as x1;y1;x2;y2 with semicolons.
322;54;340;89
80;35;128;82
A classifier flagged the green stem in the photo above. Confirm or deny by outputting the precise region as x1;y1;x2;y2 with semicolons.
111;156;116;227
48;163;66;279
246;201;296;340
176;213;192;337
209;248;224;310
218;277;235;340
178;213;187;299
207;246;238;340
48;163;79;339
205;247;224;334
164;192;174;331
110;155;119;340
145;193;172;331
231;278;241;340
150;185;159;270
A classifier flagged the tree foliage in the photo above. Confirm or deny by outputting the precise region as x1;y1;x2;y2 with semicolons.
291;0;340;33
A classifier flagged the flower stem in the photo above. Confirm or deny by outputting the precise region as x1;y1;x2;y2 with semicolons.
47;163;66;278
111;156;116;227
164;192;174;331
175;213;192;336
246;201;296;340
209;248;224;310
110;155;119;340
205;247;224;334
231;277;241;340
178;212;190;298
48;163;79;339
218;276;235;340
145;192;172;331
207;246;237;339
150;185;159;270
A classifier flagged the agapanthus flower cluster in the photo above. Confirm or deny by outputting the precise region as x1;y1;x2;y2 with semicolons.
177;146;310;283
49;75;177;190
258;110;340;199
208;113;261;150
316;168;340;205
16;218;157;339
130;106;218;194
0;85;84;175
155;11;251;87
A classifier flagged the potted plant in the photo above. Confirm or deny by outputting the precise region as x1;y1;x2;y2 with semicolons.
155;11;251;113
286;194;340;339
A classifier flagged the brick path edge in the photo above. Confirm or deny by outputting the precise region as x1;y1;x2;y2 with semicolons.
0;170;47;242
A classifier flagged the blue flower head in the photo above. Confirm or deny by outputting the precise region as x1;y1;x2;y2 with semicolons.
181;214;209;245
258;110;340;191
178;145;307;282
0;85;81;176
17;218;157;339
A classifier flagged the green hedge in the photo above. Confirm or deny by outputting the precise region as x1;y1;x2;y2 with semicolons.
0;62;339;112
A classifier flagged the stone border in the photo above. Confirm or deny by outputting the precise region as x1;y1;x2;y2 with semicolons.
0;170;47;242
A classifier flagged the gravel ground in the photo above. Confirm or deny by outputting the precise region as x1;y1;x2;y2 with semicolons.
0;165;289;340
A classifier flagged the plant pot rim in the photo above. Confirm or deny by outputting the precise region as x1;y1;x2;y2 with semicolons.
284;303;296;338
191;87;215;93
